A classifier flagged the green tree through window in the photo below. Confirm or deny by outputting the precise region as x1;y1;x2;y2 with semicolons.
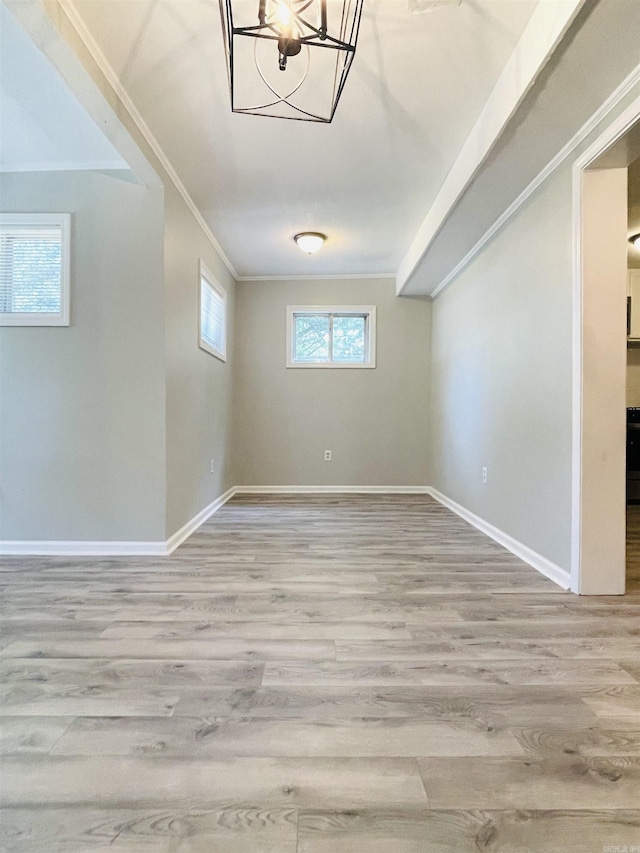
293;312;368;364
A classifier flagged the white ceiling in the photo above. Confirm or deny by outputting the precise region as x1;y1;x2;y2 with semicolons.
0;3;127;173
64;0;539;278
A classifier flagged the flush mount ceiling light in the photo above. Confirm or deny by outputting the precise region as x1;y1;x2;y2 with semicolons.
631;234;640;249
219;0;364;123
294;232;326;253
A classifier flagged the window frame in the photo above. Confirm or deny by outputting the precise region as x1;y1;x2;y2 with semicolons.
286;305;376;369
198;260;227;362
0;213;71;327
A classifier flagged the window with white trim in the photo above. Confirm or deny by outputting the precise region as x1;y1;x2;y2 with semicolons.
286;306;376;368
199;261;226;361
0;213;70;326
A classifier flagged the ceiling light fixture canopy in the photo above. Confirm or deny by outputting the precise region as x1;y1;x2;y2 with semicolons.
219;0;364;123
294;231;326;253
631;234;640;249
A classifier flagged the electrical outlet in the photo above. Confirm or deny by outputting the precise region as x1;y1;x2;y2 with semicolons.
324;450;332;461
482;466;488;484
210;459;215;474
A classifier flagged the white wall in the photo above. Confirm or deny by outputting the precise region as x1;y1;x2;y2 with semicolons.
231;278;431;487
579;166;628;594
0;170;166;541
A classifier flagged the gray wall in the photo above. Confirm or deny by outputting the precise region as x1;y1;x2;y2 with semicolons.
428;84;640;572
13;4;240;543
232;278;431;487
0;170;166;541
164;182;235;537
430;171;573;568
0;167;237;543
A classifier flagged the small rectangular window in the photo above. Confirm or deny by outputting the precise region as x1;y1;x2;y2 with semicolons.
0;213;70;326
286;305;376;368
199;261;226;361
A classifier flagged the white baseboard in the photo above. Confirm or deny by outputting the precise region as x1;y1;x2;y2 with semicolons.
234;485;431;494
165;487;236;554
0;487;237;557
0;540;168;557
0;486;572;588
427;487;571;590
0;486;427;555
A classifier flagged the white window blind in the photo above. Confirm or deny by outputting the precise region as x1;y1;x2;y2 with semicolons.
0;214;70;326
199;262;226;361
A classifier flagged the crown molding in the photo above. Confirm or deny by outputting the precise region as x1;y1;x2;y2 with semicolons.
430;62;640;300
56;0;238;280
236;273;396;282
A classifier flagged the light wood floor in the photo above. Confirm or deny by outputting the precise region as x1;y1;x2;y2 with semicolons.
1;494;640;852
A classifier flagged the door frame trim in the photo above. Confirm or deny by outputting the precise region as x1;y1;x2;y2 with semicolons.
571;96;640;593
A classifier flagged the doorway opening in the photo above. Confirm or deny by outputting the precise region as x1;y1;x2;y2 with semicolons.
572;99;640;595
625;156;640;593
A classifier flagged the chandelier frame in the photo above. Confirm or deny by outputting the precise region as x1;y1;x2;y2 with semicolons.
219;0;365;123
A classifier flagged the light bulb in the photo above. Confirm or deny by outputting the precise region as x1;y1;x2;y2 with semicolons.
631;234;640;250
275;1;292;26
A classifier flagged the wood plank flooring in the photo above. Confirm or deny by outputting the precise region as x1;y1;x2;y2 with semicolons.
1;493;639;852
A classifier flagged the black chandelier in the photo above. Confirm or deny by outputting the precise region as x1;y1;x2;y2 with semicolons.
219;0;364;123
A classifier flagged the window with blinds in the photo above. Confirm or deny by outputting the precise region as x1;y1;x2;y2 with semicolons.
198;261;226;361
0;214;70;326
